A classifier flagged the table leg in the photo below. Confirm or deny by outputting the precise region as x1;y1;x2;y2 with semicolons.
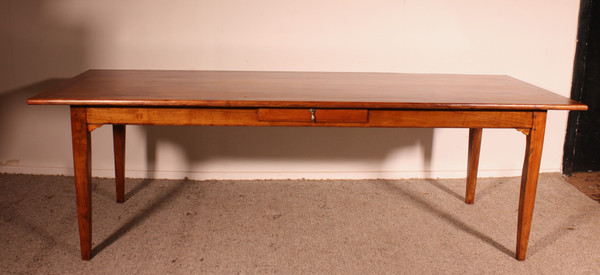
70;107;92;260
465;128;483;204
515;111;547;261
113;125;126;203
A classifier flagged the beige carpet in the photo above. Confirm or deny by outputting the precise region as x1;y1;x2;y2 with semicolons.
1;173;599;274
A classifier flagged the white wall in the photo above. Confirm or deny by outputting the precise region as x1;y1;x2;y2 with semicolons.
0;0;581;180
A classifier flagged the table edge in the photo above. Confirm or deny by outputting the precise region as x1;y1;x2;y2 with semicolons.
26;98;588;111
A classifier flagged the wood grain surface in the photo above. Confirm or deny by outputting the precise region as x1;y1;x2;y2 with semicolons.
28;70;587;111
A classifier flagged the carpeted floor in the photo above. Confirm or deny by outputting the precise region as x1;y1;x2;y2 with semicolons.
1;173;599;274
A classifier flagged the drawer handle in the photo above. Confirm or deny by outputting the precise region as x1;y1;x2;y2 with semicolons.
309;108;316;122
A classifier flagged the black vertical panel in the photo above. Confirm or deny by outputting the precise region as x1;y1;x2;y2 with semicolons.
564;0;600;174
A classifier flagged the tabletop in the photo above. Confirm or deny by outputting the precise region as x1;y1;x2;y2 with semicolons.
27;70;587;111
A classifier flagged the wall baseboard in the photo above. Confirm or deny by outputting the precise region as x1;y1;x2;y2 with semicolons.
0;165;548;180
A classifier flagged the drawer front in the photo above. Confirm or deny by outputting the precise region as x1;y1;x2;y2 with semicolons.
257;108;368;123
315;109;368;123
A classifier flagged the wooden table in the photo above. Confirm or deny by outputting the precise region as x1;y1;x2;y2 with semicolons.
28;70;587;261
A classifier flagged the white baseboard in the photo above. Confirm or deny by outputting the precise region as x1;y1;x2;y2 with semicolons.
1;165;553;180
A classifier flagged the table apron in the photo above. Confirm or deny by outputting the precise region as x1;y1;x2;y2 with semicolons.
84;107;536;129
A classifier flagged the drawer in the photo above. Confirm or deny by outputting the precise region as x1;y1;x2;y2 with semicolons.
257;108;368;123
316;109;369;123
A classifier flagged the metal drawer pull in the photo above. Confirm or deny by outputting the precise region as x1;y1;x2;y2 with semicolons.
309;108;316;122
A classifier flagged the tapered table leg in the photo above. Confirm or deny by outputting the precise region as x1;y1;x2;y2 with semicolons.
113;125;126;203
515;111;547;261
71;106;92;260
465;128;483;204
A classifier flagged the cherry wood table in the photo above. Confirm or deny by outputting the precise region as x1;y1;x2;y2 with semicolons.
28;70;587;261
